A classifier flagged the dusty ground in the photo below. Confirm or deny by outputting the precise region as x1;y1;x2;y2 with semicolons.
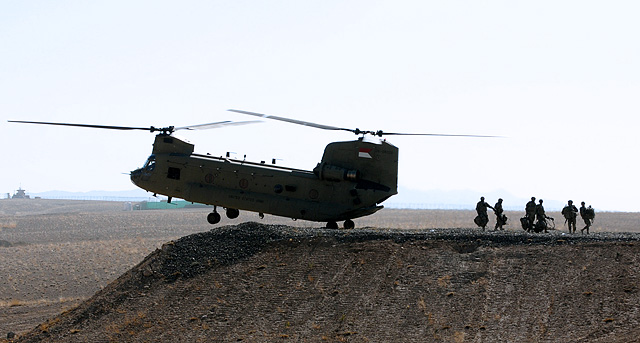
1;199;639;342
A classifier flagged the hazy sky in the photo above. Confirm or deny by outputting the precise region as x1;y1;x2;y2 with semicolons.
2;1;639;211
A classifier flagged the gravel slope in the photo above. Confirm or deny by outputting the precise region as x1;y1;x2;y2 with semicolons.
14;222;640;343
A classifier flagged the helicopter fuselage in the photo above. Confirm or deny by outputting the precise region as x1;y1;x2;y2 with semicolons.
130;134;398;223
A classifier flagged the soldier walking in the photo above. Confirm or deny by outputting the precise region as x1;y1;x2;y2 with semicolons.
562;200;579;233
536;199;549;233
494;198;506;230
475;196;494;231
580;201;595;234
525;197;537;232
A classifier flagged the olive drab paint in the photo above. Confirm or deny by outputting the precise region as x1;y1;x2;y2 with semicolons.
130;134;398;224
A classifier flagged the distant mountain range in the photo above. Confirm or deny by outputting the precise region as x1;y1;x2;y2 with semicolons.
27;187;566;211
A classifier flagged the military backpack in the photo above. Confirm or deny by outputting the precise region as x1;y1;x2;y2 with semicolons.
562;205;577;219
584;207;595;220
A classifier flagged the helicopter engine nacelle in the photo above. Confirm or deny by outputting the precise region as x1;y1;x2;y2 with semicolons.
313;162;360;182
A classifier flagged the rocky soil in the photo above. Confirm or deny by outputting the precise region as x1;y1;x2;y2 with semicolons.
11;222;640;343
2;199;640;342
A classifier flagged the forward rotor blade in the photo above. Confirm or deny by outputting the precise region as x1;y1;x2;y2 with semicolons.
228;109;355;134
7;120;152;131
174;120;262;131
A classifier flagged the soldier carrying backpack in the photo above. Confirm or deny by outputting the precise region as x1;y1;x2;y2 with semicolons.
522;197;537;232
535;199;552;233
580;201;596;234
474;196;494;231
493;198;507;231
562;200;579;233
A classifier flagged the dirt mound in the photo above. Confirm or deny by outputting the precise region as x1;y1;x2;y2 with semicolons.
15;223;640;342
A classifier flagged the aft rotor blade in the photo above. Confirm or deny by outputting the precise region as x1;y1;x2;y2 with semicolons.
229;109;501;138
174;120;262;131
228;109;356;134
7;120;152;131
381;132;501;138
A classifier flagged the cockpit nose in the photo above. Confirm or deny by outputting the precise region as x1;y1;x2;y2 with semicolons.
130;168;143;185
131;168;142;178
131;155;155;186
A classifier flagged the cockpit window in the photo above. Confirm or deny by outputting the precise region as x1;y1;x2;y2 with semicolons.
143;155;156;171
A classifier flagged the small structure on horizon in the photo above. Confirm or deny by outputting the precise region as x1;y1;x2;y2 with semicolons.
11;187;30;199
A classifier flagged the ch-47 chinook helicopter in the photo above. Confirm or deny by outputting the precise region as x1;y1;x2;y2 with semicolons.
9;110;495;229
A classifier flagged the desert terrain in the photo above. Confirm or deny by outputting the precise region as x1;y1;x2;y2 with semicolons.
1;199;639;342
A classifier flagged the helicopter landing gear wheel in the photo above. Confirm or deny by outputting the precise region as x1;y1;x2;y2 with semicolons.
344;219;355;230
225;208;239;219
207;212;221;225
326;221;339;230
